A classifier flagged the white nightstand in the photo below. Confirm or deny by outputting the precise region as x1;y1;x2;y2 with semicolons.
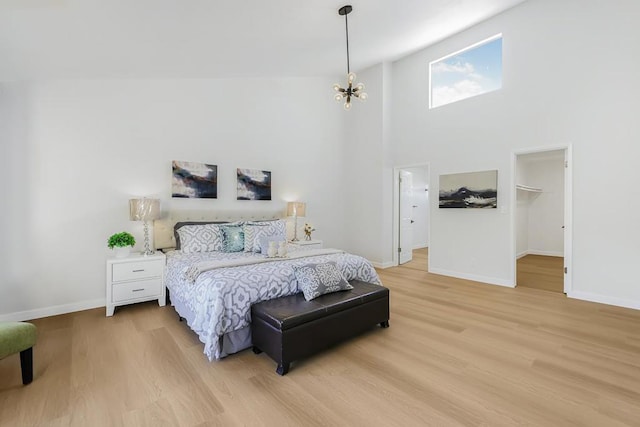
106;252;166;316
289;240;323;251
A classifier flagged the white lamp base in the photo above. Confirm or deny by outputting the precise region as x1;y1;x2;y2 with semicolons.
142;220;155;256
290;215;300;242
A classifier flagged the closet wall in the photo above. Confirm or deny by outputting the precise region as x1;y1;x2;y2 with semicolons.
516;151;565;258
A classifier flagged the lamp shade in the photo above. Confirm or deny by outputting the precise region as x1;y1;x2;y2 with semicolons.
129;198;160;221
286;202;306;217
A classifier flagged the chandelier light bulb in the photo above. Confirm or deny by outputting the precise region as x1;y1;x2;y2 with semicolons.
335;93;344;102
355;83;365;91
333;83;341;91
348;72;356;83
359;92;368;101
344;101;352;110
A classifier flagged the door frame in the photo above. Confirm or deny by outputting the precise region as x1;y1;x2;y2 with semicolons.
511;144;572;292
392;163;430;267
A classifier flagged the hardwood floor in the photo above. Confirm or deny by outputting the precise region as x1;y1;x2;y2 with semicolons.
517;254;564;293
2;252;639;426
400;247;429;272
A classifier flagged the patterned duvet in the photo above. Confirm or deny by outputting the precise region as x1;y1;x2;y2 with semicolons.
165;249;381;360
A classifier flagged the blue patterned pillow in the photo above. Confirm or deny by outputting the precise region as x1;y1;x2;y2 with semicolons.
176;223;224;253
220;226;245;252
293;262;353;301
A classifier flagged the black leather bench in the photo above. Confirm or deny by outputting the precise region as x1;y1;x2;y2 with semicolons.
251;280;390;375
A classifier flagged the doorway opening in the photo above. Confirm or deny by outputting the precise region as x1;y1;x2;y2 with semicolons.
513;146;572;293
399;248;430;272
393;165;430;267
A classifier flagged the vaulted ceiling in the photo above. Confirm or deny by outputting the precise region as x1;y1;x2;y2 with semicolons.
0;0;528;80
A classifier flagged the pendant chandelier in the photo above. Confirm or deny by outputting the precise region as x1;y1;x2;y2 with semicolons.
333;5;367;110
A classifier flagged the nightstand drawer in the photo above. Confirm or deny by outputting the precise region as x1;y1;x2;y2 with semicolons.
112;260;163;282
112;278;162;302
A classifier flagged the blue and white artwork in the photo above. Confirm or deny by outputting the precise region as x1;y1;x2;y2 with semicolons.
439;170;497;209
172;160;217;199
237;168;271;201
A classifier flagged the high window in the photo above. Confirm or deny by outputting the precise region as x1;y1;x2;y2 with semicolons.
429;34;502;109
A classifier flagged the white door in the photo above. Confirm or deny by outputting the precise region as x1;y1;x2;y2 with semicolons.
399;170;413;264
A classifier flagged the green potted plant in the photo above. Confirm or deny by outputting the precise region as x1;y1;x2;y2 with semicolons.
108;231;136;258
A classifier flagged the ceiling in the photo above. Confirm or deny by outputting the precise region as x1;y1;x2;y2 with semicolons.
0;0;528;80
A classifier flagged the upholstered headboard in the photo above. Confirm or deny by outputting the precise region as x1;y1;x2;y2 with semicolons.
153;209;284;250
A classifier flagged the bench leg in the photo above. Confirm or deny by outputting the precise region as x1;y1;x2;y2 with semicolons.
276;362;290;376
20;347;33;385
252;346;263;354
380;320;390;328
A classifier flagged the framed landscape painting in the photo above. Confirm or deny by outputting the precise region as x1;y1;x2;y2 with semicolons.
237;168;272;200
439;170;497;208
172;160;218;198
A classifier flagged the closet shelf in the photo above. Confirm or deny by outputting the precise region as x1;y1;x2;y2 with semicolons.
516;184;543;193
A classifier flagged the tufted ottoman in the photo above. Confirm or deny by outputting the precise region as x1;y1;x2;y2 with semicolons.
251;280;389;375
0;322;37;385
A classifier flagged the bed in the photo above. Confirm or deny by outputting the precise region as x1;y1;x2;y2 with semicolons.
154;211;381;361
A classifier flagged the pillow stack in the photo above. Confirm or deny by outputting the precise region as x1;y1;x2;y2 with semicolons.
174;219;287;254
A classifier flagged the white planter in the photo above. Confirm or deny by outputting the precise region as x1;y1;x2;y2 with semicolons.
114;246;131;258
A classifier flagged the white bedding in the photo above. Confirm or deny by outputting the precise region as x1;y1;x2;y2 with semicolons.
165;249;381;361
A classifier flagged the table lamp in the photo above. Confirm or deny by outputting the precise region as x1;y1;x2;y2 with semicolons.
286;202;306;242
129;198;160;255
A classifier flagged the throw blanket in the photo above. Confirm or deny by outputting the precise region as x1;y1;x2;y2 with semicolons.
184;248;344;283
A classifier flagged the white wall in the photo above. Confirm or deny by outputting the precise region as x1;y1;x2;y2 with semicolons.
387;0;640;307
0;78;347;319
342;63;394;267
515;159;530;256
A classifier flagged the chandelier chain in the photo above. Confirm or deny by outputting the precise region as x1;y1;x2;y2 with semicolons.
345;11;350;74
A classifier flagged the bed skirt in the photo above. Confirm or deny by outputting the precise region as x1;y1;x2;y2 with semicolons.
171;291;252;359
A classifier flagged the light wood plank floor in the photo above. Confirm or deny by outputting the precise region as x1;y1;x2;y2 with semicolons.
400;247;429;272
2;252;640;426
517;254;564;293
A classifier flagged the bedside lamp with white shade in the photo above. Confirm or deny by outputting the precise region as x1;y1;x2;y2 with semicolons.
129;198;160;256
286;202;306;242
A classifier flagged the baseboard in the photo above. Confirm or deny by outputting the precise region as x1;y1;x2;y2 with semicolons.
428;267;514;288
516;251;528;259
412;244;428;250
524;250;564;258
371;261;395;269
0;298;105;322
567;291;640;311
